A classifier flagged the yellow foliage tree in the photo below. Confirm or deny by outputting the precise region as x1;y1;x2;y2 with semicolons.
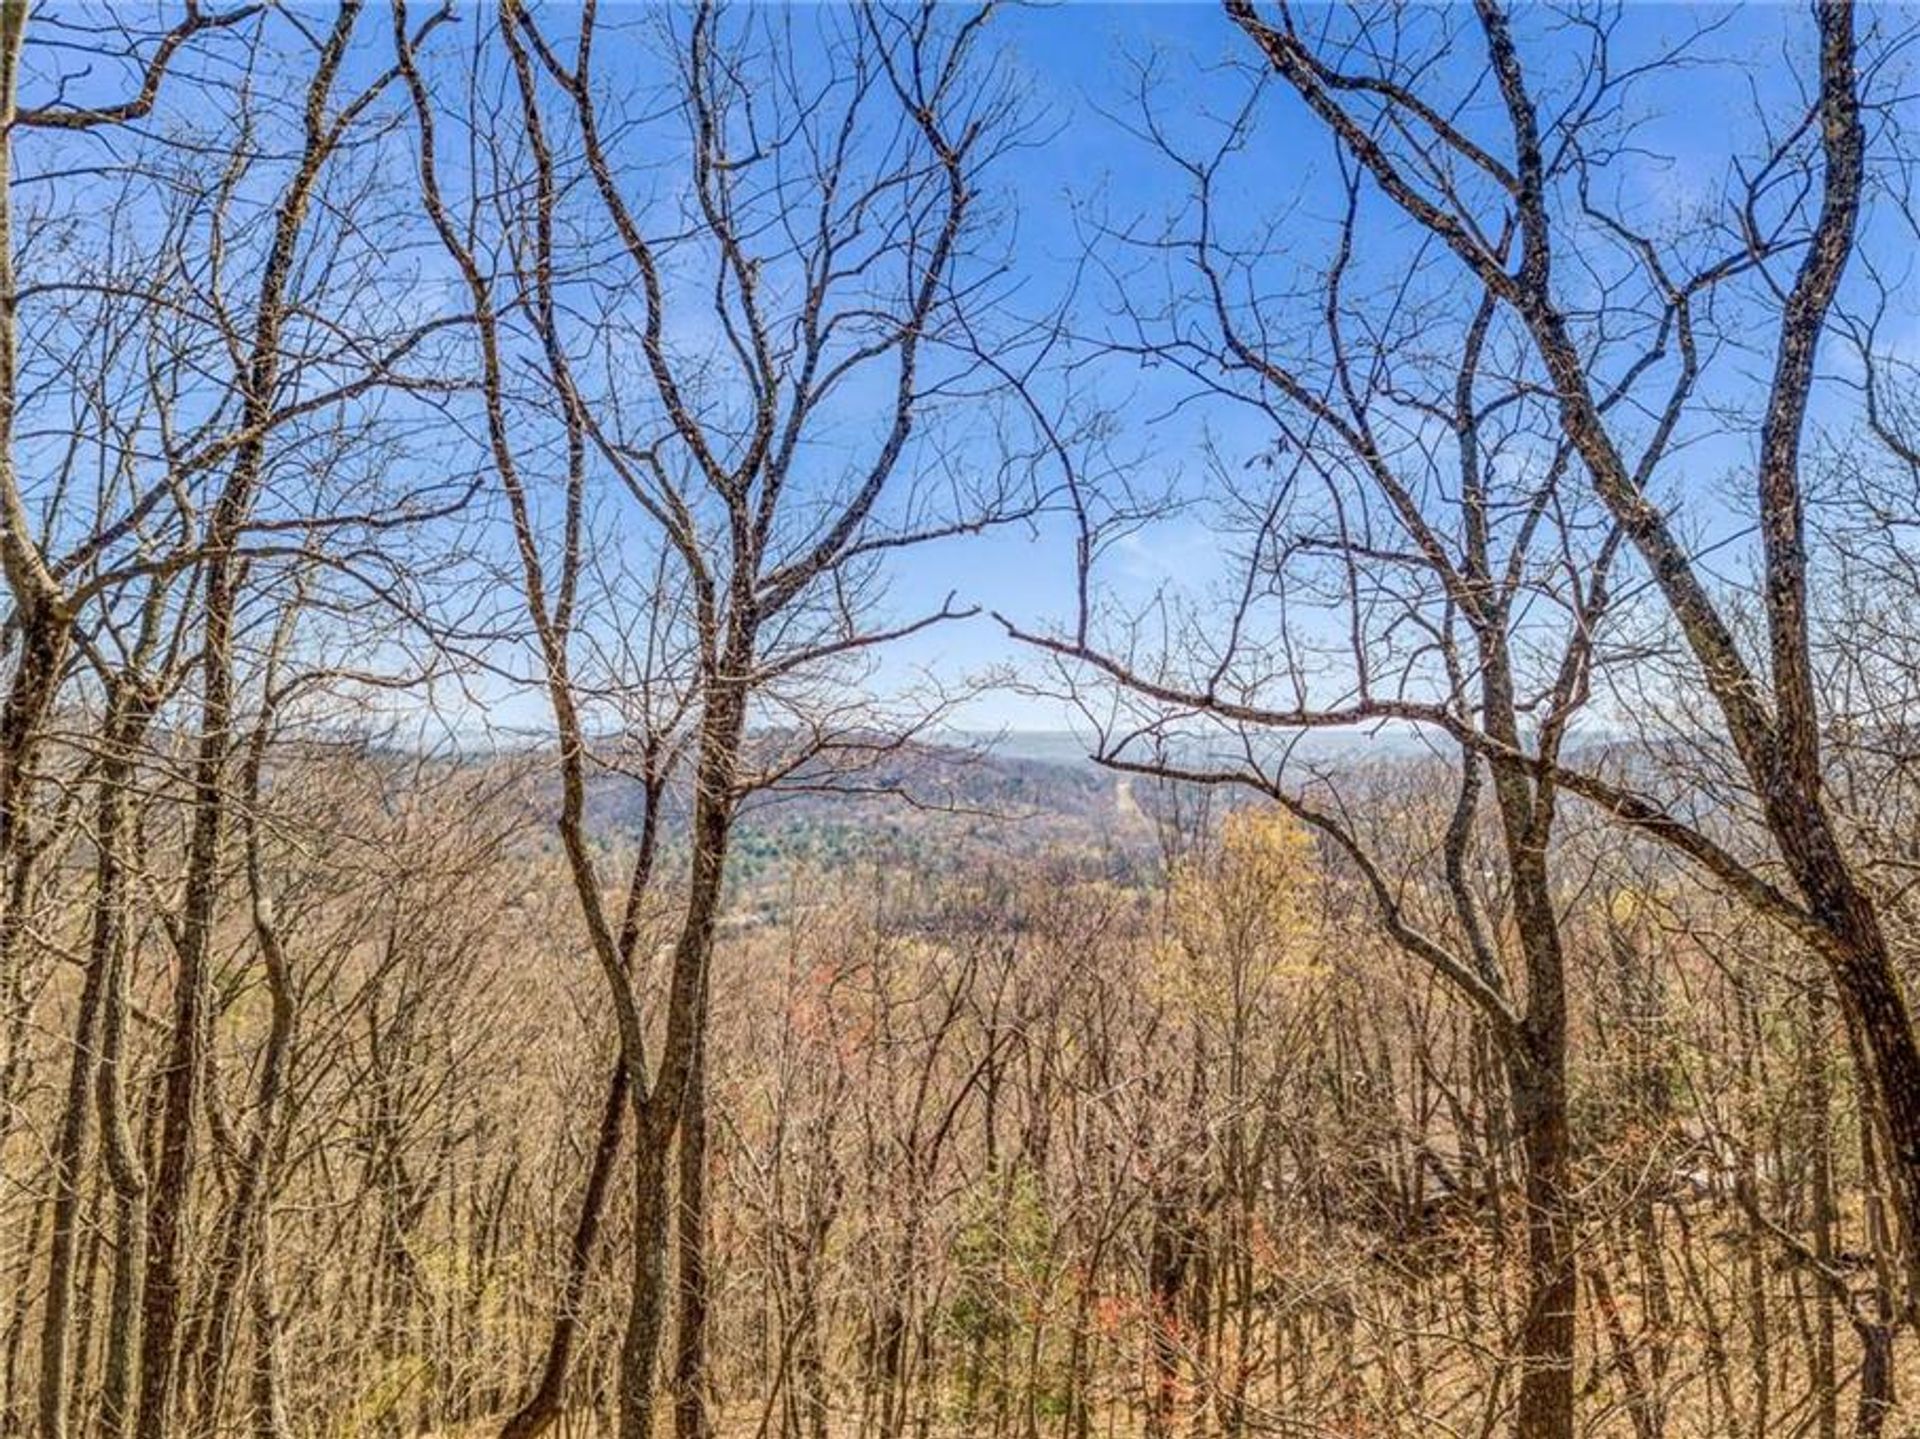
1159;808;1321;1024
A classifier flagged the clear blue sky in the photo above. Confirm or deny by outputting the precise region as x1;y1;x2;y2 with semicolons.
25;4;1905;743
865;2;1908;731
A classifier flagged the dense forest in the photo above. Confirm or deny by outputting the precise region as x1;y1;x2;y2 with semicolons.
3;3;1920;1437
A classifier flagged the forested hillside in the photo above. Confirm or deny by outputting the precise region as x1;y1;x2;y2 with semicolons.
3;4;1920;1439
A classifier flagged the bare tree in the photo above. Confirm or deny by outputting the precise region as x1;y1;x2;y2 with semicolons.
396;2;1041;1432
1008;61;1631;1426
1193;0;1920;1258
4;7;1918;1438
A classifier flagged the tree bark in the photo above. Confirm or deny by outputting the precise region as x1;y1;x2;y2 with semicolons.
93;692;157;1439
132;14;359;1434
674;983;713;1439
37;688;146;1439
1508;1042;1574;1439
618;678;746;1439
500;1061;629;1439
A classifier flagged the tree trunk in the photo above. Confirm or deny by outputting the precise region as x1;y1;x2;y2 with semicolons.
36;916;109;1439
181;689;300;1439
246;1244;290;1439
1816;892;1920;1256
38;697;144;1439
618;1114;677;1439
1144;1200;1187;1439
617;677;745;1439
94;702;153;1439
132;590;231;1439
1804;983;1839;1439
180;952;294;1433
1853;1323;1893;1439
1509;1047;1574;1439
674;986;713;1439
131;14;358;1432
501;1060;629;1439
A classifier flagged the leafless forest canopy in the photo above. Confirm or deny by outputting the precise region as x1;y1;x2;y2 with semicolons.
5;2;1920;1437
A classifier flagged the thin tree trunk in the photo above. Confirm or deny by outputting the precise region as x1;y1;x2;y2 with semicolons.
1849;1032;1897;1439
1809;983;1839;1439
503;765;662;1439
2;5;80;1418
181;634;302;1439
619;680;745;1439
132;16;360;1434
94;695;156;1439
96;963;150;1439
501;1061;629;1439
38;747;133;1439
36;963;105;1439
132;562;231;1439
674;975;713;1439
245;1240;289;1439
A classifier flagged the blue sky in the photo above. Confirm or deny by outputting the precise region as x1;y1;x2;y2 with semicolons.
853;2;1920;733
867;2;1309;730
18;4;1911;746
